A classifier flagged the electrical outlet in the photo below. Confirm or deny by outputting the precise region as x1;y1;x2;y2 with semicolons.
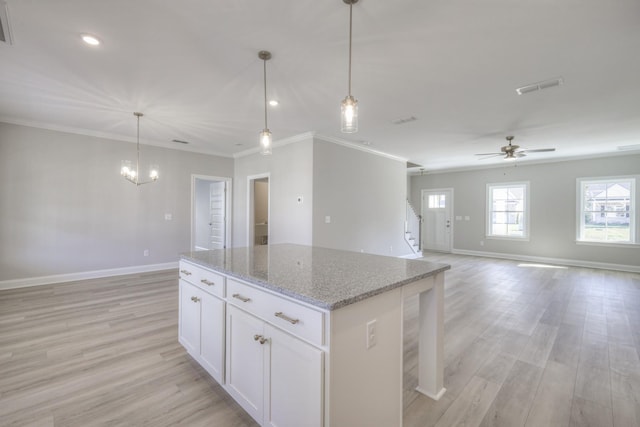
366;319;377;349
143;249;149;256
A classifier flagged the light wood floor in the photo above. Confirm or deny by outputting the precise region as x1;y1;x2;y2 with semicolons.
1;254;639;426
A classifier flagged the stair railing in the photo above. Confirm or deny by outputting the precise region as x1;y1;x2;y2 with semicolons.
406;199;422;252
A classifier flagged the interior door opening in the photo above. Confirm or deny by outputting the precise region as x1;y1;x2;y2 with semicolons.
192;175;231;251
248;174;269;247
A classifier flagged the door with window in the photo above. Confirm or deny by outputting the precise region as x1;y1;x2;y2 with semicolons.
421;189;453;252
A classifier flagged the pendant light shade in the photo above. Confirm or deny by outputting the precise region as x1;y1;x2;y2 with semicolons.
120;112;159;186
258;50;273;155
341;0;359;133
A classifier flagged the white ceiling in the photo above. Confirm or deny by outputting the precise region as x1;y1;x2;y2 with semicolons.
1;0;640;172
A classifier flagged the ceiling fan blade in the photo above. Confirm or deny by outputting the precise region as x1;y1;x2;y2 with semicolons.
520;148;556;153
516;152;527;158
477;154;503;160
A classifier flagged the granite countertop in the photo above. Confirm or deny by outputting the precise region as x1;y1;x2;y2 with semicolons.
180;244;450;311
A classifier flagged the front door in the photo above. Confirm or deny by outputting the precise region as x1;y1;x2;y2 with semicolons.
421;189;453;252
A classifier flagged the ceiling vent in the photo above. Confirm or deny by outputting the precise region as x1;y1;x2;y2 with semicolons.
172;139;190;144
0;1;13;45
391;116;417;125
515;77;564;95
617;144;640;152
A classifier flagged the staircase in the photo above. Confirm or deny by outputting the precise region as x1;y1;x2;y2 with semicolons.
404;200;422;257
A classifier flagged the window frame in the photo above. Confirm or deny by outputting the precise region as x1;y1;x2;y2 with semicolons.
576;176;637;245
486;181;530;241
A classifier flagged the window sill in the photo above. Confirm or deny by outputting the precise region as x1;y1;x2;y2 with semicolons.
575;240;639;248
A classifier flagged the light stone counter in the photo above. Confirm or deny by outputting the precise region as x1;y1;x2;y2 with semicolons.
181;243;450;310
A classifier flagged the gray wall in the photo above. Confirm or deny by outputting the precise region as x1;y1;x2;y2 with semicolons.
0;122;233;281
312;140;408;256
233;138;314;247
410;154;640;267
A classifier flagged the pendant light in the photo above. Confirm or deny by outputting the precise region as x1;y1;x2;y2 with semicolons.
341;0;359;133
258;50;273;155
120;112;159;186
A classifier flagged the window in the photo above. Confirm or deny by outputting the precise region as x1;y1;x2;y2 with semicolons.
578;177;636;243
487;182;529;239
428;194;446;209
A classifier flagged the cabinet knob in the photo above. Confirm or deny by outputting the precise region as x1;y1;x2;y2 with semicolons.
232;293;251;303
180;269;192;276
200;279;215;286
191;296;200;303
254;334;262;341
259;337;268;345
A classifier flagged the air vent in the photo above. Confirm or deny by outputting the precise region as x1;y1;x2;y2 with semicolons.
391;116;417;125
617;144;640;151
172;139;190;145
0;1;13;45
516;77;564;95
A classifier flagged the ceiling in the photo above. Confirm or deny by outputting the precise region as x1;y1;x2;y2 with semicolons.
1;0;640;172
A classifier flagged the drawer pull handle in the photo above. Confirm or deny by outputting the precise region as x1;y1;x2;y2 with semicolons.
200;279;215;286
232;294;251;303
275;312;299;325
180;269;192;276
190;296;200;303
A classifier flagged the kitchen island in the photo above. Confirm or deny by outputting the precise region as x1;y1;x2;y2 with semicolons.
179;244;450;427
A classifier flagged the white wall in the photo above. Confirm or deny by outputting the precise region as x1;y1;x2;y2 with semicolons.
233;138;314;247
410;154;640;269
0;122;234;282
312;139;408;256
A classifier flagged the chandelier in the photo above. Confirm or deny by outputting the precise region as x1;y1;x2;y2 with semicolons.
120;112;159;186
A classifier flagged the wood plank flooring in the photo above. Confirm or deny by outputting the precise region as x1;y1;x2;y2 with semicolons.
0;254;639;426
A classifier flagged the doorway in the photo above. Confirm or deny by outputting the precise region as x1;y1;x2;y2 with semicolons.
192;175;232;251
421;189;453;252
247;174;270;247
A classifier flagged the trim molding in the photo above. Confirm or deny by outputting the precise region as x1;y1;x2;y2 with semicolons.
0;262;178;290
450;249;640;273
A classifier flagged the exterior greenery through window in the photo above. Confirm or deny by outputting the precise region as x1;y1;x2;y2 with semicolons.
487;182;529;239
578;177;636;243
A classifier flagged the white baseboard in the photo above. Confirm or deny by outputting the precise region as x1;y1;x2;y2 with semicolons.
450;249;640;273
0;262;179;290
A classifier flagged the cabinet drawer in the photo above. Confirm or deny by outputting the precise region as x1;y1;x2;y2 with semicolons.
179;260;225;298
227;279;324;347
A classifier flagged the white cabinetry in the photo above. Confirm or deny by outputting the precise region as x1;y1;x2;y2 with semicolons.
226;282;324;427
178;262;225;384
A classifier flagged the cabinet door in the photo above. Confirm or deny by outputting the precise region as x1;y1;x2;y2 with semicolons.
226;305;265;424
200;292;225;384
179;280;200;356
265;324;323;427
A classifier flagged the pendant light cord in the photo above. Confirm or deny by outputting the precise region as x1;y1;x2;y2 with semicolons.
136;113;140;182
263;58;268;129
348;2;353;96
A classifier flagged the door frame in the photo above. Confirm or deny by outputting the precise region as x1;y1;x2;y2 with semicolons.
191;174;233;251
247;173;270;247
421;188;454;253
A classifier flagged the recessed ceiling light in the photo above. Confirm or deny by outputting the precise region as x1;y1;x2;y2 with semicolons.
81;34;100;46
269;100;279;106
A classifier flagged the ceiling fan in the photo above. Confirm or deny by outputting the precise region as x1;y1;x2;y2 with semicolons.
475;136;556;161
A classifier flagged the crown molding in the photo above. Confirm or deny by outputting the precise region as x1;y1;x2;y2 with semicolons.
0;117;234;158
232;131;316;158
313;133;407;163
